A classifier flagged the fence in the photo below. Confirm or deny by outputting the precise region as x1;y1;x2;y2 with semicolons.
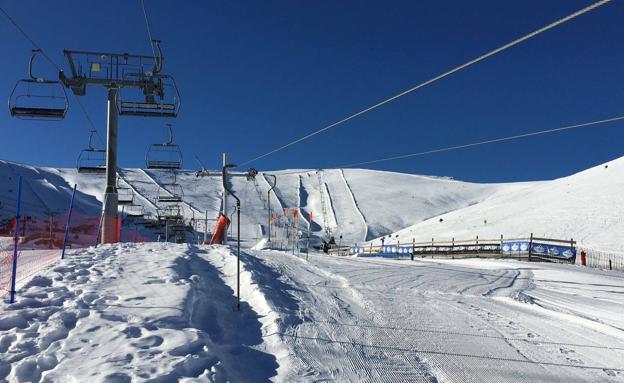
579;247;624;272
1;177;151;303
331;234;577;264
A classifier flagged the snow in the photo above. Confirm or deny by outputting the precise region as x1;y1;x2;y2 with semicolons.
2;156;624;381
373;157;624;253
1;241;623;382
0;243;279;382
246;250;624;382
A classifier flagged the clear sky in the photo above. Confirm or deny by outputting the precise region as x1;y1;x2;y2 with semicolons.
0;0;622;182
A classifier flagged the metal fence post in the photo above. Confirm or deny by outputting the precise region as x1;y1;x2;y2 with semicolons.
528;233;533;261
61;184;77;260
10;176;23;304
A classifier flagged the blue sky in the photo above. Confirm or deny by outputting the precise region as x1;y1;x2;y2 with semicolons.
1;0;622;182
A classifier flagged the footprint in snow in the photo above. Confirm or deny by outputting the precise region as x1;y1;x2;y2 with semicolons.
122;326;143;339
131;335;164;349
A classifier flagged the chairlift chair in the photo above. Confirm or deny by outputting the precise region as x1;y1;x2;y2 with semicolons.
146;124;183;170
9;50;69;120
118;74;180;118
157;183;184;203
126;203;145;218
77;130;106;173
156;169;184;203
157;205;182;221
118;187;134;205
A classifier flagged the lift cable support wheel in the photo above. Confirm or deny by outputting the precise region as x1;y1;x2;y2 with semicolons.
9;49;69;120
146;123;183;170
77;129;106;174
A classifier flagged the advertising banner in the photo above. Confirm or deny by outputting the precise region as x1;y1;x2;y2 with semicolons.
501;241;576;259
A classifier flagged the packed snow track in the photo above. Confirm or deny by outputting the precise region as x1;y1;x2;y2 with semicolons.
1;243;623;382
249;250;624;382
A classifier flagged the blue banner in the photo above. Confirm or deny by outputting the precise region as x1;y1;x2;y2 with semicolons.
501;241;576;259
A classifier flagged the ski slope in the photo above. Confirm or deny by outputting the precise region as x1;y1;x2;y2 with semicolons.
2;156;623;254
1;243;623;382
247;250;624;382
1;160;508;246
372;156;624;253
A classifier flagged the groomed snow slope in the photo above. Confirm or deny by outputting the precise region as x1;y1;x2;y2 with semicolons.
248;249;624;382
371;156;624;253
3;243;623;382
0;160;509;245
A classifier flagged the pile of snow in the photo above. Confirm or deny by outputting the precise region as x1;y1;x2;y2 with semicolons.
0;243;279;382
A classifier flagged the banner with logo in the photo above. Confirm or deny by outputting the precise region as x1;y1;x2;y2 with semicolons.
501;241;576;259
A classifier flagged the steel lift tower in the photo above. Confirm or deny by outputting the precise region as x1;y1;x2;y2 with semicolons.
59;40;180;243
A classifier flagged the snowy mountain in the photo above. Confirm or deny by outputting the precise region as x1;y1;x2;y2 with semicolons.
1;156;622;253
372;156;624;253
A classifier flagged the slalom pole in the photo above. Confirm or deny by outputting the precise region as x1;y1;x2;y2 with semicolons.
9;176;23;304
61;184;77;260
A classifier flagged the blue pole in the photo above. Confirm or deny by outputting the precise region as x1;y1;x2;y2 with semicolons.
9;176;23;304
61;184;77;260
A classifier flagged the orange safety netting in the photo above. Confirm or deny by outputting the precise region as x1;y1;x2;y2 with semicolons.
1;210;151;299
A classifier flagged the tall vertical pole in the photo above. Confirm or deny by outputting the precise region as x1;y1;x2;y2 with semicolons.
236;200;241;311
9;176;23;304
222;153;228;245
266;174;276;243
222;164;241;311
61;184;77;260
102;87;119;244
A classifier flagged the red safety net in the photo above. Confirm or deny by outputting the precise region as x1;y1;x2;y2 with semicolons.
0;210;151;299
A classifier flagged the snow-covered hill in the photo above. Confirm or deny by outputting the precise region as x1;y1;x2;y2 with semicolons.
0;160;508;245
1;156;622;252
372;157;624;253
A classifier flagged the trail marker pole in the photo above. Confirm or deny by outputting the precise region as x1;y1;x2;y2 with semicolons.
9;177;23;304
61;184;77;260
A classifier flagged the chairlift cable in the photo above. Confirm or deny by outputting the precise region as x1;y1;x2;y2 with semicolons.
238;0;612;168
341;115;624;167
0;6;62;71
139;0;157;60
268;114;624;174
72;93;105;145
1;5;103;138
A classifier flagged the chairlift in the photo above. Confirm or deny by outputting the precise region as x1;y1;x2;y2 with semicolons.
9;49;69;120
117;74;180;118
126;203;145;218
146;124;183;169
77;130;106;173
156;169;184;203
157;183;184;203
118;187;134;205
157;205;182;221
